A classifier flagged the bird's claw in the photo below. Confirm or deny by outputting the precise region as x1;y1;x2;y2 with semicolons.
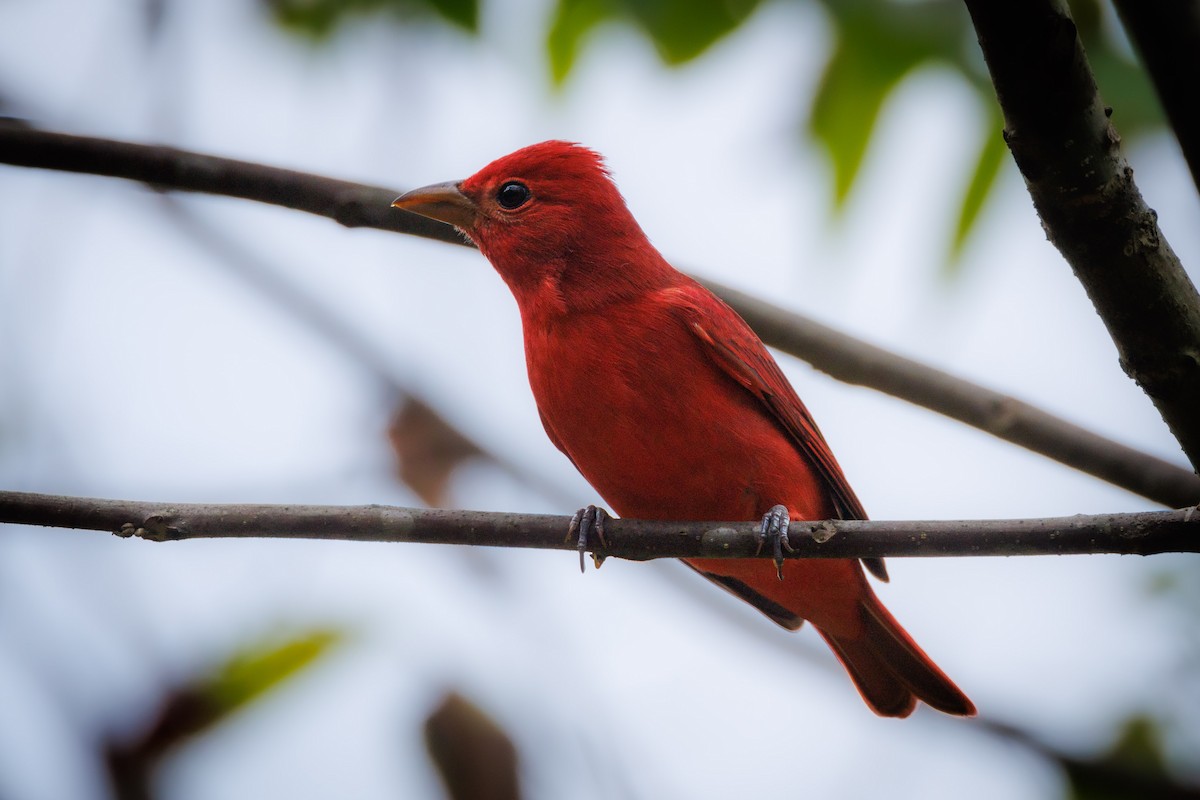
758;504;794;581
568;505;610;573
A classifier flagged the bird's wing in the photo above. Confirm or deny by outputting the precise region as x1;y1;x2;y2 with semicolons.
668;282;887;582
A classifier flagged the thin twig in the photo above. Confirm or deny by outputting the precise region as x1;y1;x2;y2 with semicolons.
1;122;1197;506
2;491;1196;558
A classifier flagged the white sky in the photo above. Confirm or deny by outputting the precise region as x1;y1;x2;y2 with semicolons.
2;1;1198;799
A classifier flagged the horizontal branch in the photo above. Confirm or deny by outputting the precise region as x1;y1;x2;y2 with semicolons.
2;491;1196;558
2;122;1197;507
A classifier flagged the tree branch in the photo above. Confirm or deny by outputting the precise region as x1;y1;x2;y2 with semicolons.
2;122;1197;506
2;491;1195;558
1112;0;1200;194
964;0;1200;473
696;280;1200;508
0;121;462;244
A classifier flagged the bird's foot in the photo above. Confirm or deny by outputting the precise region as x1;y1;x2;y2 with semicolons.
568;505;610;573
758;504;794;581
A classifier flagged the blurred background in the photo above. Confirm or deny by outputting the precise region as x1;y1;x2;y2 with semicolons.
1;0;1199;798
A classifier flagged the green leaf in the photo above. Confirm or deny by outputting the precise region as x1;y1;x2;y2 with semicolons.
1065;716;1179;800
1108;716;1167;772
267;0;478;40
619;0;763;65
547;0;761;83
947;106;1007;268
1065;0;1161;135
270;0;347;38
104;627;344;780
547;0;617;85
808;2;970;207
1086;47;1163;137
425;0;477;31
201;629;342;718
810;40;906;207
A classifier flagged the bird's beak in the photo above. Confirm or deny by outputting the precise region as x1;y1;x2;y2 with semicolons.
391;181;478;231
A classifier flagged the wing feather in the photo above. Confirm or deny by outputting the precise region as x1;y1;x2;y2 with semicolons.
670;282;888;582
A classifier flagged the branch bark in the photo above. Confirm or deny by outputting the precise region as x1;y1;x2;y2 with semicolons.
964;0;1200;474
2;122;1198;506
1111;0;1200;194
2;491;1196;559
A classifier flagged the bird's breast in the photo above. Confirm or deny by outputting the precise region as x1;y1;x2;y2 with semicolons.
522;302;827;522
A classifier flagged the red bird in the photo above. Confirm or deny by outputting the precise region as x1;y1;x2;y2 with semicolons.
393;141;974;718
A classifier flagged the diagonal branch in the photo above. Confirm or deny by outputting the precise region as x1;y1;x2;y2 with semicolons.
2;122;1197;506
695;280;1200;508
964;0;1200;473
1;491;1196;559
0;120;461;244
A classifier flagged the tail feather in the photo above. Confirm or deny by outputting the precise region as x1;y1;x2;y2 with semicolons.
822;593;976;718
819;631;917;718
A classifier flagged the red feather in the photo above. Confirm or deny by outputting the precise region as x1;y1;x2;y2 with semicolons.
394;141;975;717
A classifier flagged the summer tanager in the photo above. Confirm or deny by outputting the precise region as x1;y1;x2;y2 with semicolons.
393;141;974;718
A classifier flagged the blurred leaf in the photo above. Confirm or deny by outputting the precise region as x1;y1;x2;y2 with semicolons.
426;0;477;30
267;0;478;39
424;692;521;800
202;628;341;716
1064;715;1200;800
547;0;761;83
947;105;1007;268
1109;716;1168;773
105;629;341;800
547;0;617;85
1086;48;1163;137
809;1;970;207
808;0;1162;269
810;38;906;206
389;397;485;506
1065;0;1161;135
621;0;763;65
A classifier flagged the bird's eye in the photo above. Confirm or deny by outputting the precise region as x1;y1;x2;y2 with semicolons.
496;181;530;210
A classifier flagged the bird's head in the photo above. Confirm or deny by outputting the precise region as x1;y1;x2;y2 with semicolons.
393;141;667;308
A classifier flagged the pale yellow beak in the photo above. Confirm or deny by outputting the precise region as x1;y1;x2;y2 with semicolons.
391;181;478;230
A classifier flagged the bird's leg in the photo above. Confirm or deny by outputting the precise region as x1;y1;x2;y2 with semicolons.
568;504;610;573
759;504;794;581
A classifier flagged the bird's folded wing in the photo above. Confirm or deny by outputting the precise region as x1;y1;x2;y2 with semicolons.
667;282;888;582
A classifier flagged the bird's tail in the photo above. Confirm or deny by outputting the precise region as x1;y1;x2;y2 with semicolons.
818;590;976;718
